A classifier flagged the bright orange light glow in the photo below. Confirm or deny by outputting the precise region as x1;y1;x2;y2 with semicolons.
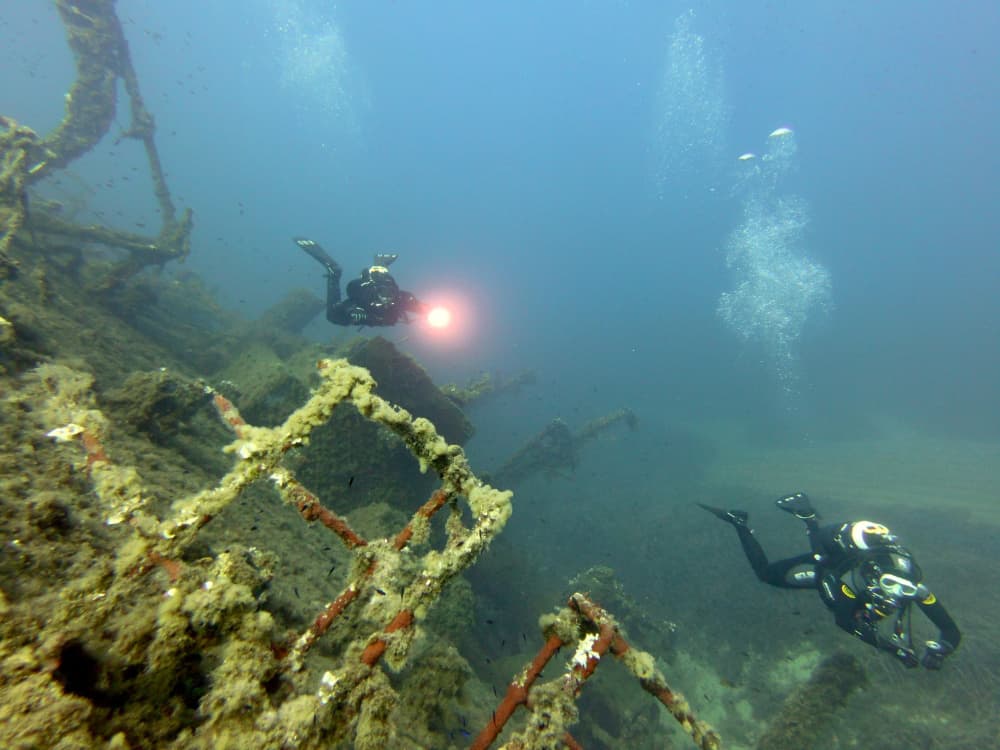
426;306;452;328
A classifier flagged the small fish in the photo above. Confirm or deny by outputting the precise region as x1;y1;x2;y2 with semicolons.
327;564;336;577
293;586;300;598
374;588;386;596
769;126;794;138
485;619;495;625
348;476;355;487
737;152;756;161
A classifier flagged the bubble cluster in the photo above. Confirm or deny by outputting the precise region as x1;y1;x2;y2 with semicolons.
651;9;730;198
269;0;365;136
717;132;833;394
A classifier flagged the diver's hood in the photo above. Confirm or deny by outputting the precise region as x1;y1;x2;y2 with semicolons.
849;520;898;550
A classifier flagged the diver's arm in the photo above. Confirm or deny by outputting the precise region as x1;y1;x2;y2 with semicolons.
917;593;960;648
327;301;366;327
389;292;426;324
398;291;427;315
831;595;919;666
830;591;879;645
916;592;959;669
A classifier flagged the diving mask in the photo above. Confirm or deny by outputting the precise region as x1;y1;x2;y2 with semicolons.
878;573;920;599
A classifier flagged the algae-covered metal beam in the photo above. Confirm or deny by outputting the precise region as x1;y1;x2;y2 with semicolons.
40;0;122;174
34;357;514;748
471;593;721;750
0;117;51;274
0;0;191;275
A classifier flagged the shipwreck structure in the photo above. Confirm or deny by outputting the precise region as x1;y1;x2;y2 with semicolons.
0;3;722;748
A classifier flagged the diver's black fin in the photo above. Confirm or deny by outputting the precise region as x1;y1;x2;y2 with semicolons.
294;237;341;275
698;503;749;527
775;492;817;520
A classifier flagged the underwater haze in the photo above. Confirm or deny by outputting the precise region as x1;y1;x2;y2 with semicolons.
3;1;1000;748
4;1;999;437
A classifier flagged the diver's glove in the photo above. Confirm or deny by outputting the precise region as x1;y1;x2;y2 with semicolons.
921;640;954;670
893;647;920;669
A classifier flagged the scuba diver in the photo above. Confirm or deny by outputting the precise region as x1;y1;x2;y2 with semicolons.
294;237;428;327
700;492;960;669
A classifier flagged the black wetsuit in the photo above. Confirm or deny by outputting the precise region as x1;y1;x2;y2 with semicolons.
326;267;425;327
734;519;961;664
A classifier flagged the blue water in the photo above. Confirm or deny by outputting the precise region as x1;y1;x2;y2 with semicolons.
4;1;998;438
3;3;999;745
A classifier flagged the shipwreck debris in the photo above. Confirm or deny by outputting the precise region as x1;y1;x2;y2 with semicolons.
490;408;638;487
1;0;192;281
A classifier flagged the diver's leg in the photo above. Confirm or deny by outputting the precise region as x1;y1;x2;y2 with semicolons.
701;505;773;584
760;553;818;588
776;492;823;549
732;527;816;587
294;237;343;312
700;504;815;588
326;268;343;306
733;525;772;582
803;519;824;554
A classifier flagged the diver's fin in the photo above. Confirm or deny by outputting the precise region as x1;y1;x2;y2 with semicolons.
294;237;341;275
775;492;817;520
697;503;749;527
373;252;398;268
